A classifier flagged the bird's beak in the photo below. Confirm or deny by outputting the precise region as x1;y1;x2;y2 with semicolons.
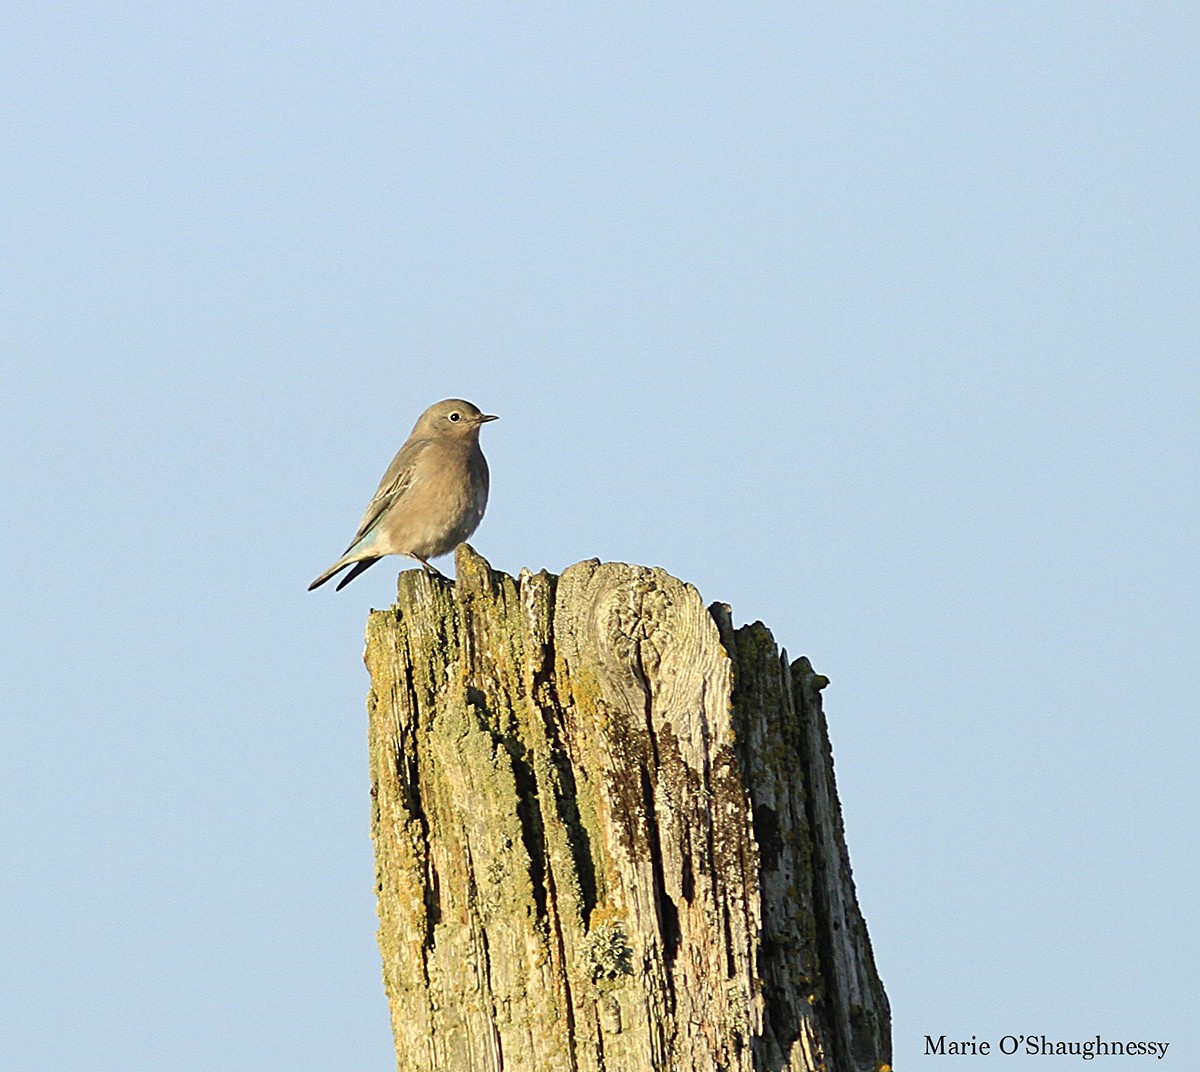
478;414;499;423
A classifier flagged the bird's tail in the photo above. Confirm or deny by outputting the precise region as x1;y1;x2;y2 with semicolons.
334;558;380;590
308;553;380;591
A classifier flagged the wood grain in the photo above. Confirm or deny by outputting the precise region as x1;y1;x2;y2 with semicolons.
364;545;890;1072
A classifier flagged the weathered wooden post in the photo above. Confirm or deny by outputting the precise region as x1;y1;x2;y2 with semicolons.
364;545;890;1072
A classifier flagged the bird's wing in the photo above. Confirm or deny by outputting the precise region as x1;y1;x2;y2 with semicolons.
345;437;430;550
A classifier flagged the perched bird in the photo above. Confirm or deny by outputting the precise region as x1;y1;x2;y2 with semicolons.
308;399;497;591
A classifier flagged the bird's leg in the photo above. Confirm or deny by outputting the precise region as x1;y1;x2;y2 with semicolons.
413;554;445;579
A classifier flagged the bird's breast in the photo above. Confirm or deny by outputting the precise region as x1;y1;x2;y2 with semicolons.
379;445;489;558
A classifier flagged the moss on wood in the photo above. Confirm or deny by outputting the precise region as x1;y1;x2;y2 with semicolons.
364;545;890;1072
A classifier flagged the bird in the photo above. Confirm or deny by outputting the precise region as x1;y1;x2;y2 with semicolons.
308;398;497;591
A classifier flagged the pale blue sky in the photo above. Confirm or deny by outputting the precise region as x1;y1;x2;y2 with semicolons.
3;4;1197;1070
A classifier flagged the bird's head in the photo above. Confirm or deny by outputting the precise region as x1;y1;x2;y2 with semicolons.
415;398;499;440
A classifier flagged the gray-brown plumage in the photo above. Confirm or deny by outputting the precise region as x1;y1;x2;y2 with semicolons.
308;399;497;591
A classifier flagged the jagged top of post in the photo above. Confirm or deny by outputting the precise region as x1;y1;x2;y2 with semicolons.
377;543;829;702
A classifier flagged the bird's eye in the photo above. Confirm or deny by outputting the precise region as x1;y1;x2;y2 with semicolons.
448;412;461;422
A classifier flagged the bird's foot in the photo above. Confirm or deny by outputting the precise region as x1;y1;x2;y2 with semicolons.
414;555;446;579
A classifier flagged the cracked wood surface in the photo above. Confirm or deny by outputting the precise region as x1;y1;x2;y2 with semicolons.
364;545;890;1072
